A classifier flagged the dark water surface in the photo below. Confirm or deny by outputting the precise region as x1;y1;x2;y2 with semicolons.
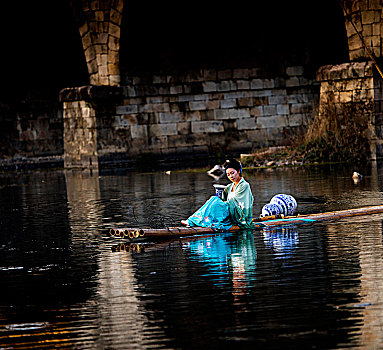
1;163;383;349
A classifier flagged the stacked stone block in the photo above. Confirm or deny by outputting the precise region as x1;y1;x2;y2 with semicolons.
316;62;374;104
74;0;123;86
110;66;317;159
0;93;63;158
60;85;122;168
316;61;381;159
63;100;99;168
342;0;383;60
15;111;63;156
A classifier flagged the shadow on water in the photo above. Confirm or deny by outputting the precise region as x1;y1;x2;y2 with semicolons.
1;163;383;348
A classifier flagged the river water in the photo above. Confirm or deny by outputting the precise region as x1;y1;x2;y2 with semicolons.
1;163;383;349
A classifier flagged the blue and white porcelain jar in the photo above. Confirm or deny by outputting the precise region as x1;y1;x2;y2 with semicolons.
270;194;297;216
261;203;283;217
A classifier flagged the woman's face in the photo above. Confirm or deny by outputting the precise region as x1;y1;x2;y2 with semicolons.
226;167;241;183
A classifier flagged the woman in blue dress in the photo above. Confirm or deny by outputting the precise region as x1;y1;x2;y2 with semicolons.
182;159;254;230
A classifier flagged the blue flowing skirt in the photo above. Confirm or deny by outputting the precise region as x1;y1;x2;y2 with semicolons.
187;196;233;231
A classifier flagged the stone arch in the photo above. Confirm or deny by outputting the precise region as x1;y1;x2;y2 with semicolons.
69;0;124;86
62;0;356;168
314;1;383;160
341;0;383;61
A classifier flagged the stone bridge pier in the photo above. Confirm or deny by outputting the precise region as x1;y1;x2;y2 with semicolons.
317;0;383;160
61;0;383;169
69;0;123;86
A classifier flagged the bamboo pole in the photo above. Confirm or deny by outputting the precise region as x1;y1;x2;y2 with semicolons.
110;205;383;240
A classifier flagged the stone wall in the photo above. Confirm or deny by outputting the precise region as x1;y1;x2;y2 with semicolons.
60;65;319;168
342;0;383;61
316;61;383;159
63;100;98;168
107;66;318;164
0;92;63;158
61;86;122;168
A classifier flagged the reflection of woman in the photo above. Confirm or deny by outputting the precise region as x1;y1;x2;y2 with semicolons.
182;159;254;230
184;230;257;287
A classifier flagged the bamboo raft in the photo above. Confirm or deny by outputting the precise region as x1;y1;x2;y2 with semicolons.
109;205;383;240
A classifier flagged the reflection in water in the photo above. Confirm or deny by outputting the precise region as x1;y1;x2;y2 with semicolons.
184;231;257;291
325;219;383;348
184;231;257;322
112;242;143;253
4;163;383;348
357;222;383;349
64;170;167;349
262;225;299;259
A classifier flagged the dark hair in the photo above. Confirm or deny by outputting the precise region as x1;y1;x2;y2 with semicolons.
223;158;242;174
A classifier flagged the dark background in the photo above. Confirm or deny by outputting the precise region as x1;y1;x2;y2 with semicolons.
0;0;348;89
